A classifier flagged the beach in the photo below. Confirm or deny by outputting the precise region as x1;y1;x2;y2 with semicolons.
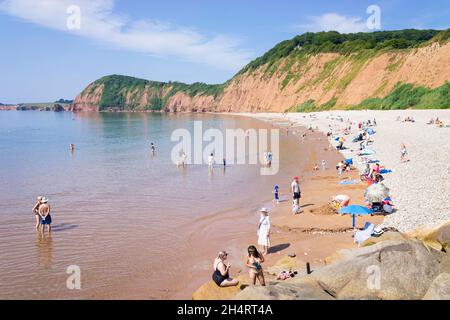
189;109;450;299
244;110;450;233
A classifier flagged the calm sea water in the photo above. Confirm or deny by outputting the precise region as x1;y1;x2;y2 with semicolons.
0;111;306;299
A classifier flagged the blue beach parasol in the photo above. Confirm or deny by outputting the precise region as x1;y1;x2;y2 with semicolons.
339;205;374;228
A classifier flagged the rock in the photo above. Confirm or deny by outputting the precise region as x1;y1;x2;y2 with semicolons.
416;222;450;252
312;239;440;300
236;277;335;300
423;273;450;300
266;256;304;276
53;104;65;112
192;275;248;300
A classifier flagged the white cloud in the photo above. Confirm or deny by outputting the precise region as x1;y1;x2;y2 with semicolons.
0;0;253;71
294;13;369;34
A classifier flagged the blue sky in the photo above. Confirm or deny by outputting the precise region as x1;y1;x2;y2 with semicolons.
0;0;449;103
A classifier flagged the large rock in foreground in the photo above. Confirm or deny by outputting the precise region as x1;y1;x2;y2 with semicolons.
238;239;441;300
423;273;450;300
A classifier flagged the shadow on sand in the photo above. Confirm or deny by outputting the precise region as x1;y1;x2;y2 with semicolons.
269;243;290;254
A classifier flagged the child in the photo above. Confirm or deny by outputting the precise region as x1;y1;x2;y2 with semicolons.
273;185;280;204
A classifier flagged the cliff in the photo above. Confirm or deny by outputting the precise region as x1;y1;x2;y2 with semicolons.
71;29;450;112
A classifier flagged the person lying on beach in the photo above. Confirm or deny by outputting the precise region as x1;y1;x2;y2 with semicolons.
38;197;52;234
32;196;43;230
212;251;239;288
245;246;266;286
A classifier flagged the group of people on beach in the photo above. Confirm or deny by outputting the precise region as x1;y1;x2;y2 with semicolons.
212;175;302;288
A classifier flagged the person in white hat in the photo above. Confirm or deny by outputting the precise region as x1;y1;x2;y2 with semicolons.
257;208;271;255
38;197;52;233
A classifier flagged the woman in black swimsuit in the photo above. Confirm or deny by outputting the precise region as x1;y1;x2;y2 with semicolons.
212;251;239;287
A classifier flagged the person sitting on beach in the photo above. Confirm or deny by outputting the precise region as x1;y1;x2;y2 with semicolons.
313;163;319;171
245;246;266;286
212;251;239;288
32;196;43;230
38;197;52;234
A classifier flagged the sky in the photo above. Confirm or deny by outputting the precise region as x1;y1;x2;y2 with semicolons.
0;0;449;103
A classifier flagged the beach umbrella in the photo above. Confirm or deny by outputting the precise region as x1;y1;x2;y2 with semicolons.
364;183;390;203
339;205;374;228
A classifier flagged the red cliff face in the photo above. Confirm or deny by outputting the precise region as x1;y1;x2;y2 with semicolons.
71;41;450;113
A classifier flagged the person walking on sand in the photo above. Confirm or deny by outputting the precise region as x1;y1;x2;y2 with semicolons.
38;197;52;234
212;251;239;287
257;208;271;255
400;143;409;163
245;245;266;286
32;196;43;230
321;160;326;170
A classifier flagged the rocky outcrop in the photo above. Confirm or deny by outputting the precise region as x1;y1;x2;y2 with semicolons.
423;273;450;300
236;233;449;300
192;275;249;300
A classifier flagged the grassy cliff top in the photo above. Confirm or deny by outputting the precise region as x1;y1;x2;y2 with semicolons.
238;29;449;75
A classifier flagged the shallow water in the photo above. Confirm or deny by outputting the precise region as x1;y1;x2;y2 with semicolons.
0;111;308;299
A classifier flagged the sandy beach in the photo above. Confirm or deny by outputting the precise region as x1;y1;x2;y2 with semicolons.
243;110;450;233
187;109;450;300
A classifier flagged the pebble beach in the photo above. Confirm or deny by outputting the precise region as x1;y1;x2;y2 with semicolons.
245;110;450;233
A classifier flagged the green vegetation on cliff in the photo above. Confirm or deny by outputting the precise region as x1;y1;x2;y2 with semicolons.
355;82;450;110
238;29;444;75
287;82;450;111
88;75;225;110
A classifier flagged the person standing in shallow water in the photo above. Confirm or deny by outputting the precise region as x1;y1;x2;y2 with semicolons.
150;142;156;154
38;197;52;234
32;196;43;230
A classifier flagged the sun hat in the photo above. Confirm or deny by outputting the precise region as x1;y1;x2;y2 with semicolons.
294;176;299;180
260;207;269;214
41;197;49;203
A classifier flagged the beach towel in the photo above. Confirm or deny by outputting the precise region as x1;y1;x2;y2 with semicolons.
339;180;359;185
355;222;375;245
359;149;376;156
345;159;353;165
